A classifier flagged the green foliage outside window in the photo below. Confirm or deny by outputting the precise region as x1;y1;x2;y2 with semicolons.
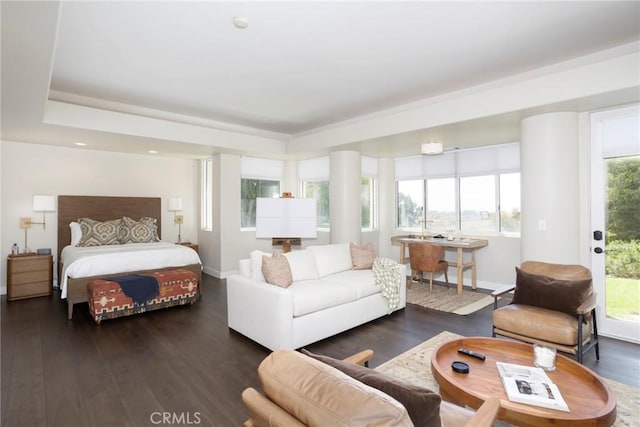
241;178;280;227
605;156;640;279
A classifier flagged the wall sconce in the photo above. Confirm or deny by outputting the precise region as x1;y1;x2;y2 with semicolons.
168;197;183;243
255;195;317;253
19;195;56;253
421;141;444;155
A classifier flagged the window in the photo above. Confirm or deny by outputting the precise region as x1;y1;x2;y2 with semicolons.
299;156;330;229
397;180;424;229
302;181;330;228
395;143;520;235
460;175;496;232
201;158;212;231
240;156;284;228
361;177;375;229
427;178;456;232
499;173;521;234
241;179;280;228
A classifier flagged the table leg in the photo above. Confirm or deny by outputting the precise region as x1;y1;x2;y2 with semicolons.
456;247;463;295
471;249;477;291
399;242;406;264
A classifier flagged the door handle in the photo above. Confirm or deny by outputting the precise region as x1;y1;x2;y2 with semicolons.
594;247;604;254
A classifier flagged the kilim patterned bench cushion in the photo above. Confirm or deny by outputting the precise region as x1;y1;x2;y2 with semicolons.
87;269;199;324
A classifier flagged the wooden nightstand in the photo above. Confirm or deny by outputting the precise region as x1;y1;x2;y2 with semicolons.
176;242;199;255
7;254;53;301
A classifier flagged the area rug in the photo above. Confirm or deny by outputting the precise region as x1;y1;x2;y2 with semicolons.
406;281;496;315
376;331;639;427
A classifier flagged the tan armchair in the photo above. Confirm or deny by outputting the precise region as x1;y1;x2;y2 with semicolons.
242;348;500;427
409;242;449;291
492;261;599;364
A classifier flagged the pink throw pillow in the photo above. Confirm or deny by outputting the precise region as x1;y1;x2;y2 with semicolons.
262;252;293;288
350;242;375;270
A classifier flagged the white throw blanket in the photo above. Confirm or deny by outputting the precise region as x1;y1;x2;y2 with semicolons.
373;257;402;313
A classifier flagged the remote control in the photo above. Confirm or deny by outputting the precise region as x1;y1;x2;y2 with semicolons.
457;348;486;361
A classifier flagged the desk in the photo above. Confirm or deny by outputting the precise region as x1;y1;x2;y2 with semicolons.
391;235;488;295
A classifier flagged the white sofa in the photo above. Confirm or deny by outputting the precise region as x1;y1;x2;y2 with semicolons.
227;243;407;350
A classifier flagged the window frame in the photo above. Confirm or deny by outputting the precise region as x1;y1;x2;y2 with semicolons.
361;176;377;231
200;158;213;231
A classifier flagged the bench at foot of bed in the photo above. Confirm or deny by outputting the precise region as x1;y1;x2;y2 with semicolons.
87;269;199;324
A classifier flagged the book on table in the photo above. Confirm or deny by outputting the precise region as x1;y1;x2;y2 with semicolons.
496;362;570;412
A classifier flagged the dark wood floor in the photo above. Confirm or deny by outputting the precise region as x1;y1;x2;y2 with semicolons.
2;274;638;427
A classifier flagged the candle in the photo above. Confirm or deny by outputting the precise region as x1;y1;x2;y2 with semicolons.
534;344;556;371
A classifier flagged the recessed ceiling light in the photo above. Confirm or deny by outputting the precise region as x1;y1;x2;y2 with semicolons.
233;16;249;29
148;150;159;154
74;142;87;146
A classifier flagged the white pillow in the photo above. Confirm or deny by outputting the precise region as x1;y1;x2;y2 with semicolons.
308;243;352;277
250;250;271;282
284;250;319;282
69;222;82;246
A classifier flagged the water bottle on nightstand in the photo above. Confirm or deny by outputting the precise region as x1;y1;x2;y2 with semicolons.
11;243;19;256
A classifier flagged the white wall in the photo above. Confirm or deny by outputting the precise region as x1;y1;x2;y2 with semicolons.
0;141;198;293
521;112;581;263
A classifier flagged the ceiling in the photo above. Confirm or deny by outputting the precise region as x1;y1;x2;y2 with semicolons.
2;1;639;159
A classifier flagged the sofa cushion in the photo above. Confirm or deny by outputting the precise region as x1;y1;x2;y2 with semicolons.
308;243;352;277
250;250;270;281
324;269;380;299
493;304;587;346
302;350;441;427
285;250;320;282
258;349;413;427
512;267;592;317
290;280;359;317
262;252;293;288
350;242;376;270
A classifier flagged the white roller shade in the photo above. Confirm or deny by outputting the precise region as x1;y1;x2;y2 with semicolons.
457;143;520;176
241;156;283;179
299;156;330;180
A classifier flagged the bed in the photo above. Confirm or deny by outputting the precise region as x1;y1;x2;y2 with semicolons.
57;195;202;320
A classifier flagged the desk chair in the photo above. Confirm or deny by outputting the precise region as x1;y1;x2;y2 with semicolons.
408;242;449;291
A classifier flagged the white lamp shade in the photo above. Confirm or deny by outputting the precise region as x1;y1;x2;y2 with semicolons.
421;141;444;155
256;198;317;238
33;195;56;212
168;197;183;211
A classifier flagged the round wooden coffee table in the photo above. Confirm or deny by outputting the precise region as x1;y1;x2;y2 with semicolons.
431;337;616;427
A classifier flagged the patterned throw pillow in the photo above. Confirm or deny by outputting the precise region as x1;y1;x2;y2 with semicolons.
77;218;122;247
350;242;375;270
262;251;293;288
119;216;160;244
139;217;160;241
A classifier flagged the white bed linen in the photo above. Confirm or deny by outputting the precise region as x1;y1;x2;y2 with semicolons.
59;241;201;298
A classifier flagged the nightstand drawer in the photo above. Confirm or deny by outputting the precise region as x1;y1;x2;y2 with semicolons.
10;270;52;285
9;256;50;273
8;281;52;300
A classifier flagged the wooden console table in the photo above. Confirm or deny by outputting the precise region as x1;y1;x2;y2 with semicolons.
391;235;488;294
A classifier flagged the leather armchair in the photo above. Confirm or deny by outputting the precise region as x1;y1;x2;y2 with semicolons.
409;242;449;291
242;349;500;427
492;261;599;363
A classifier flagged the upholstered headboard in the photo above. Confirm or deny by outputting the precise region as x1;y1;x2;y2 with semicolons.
57;195;162;263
